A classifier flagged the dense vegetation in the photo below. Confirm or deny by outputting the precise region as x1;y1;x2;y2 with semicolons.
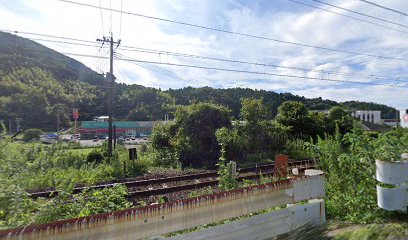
307;127;408;223
0;100;407;231
0;139;152;229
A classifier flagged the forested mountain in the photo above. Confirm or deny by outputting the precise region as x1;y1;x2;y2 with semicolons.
341;101;396;118
167;87;339;118
0;31;396;131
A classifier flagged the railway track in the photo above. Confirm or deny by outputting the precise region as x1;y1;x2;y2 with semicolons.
29;158;314;199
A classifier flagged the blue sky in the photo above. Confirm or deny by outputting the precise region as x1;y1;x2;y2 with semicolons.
1;0;408;109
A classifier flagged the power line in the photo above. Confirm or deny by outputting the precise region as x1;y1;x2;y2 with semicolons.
98;0;105;36
287;0;408;35
57;52;401;87
56;52;407;87
24;37;104;49
358;0;408;17
5;30;406;83
55;0;408;61
312;0;408;30
1;29;96;44
109;0;112;33
115;52;208;86
119;0;123;39
26;35;408;83
118;45;402;81
115;57;402;87
129;60;206;86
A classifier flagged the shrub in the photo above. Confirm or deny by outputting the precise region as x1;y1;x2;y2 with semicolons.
283;139;310;159
86;149;104;164
23;129;43;142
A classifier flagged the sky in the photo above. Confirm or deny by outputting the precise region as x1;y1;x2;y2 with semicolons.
1;0;408;109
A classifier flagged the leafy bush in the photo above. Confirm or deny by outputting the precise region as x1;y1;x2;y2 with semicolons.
86;149;104;164
0;178;132;228
371;129;408;162
306;128;408;223
33;185;132;224
283;139;310;159
23;128;43;142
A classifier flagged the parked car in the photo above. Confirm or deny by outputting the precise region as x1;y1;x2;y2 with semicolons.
117;136;124;144
70;134;80;141
93;136;99;142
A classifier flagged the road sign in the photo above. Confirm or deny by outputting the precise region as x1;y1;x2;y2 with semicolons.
72;109;79;119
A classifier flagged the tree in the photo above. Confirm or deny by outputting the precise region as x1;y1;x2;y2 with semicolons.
175;103;232;169
0;120;6;134
239;98;271;123
276;101;309;137
150;103;231;169
304;111;331;139
328;106;355;135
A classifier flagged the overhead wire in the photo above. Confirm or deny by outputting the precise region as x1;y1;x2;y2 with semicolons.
287;0;408;35
0;29;96;44
311;0;408;30
109;0;112;34
118;45;401;81
98;0;105;36
55;0;408;61
112;57;403;87
119;0;123;39
22;37;104;49
358;0;408;17
115;52;208;86
4;29;406;84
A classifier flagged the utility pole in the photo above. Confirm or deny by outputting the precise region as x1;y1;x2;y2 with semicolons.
15;117;22;132
97;33;120;158
8;119;12;134
57;108;60;133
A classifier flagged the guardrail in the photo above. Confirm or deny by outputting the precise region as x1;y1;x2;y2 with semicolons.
1;169;325;240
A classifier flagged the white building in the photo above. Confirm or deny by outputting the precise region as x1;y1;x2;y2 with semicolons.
353;111;382;124
400;109;408;128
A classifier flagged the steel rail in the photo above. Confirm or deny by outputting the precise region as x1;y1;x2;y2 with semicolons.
29;159;314;198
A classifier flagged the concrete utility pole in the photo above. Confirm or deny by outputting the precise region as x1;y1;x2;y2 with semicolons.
15;117;22;132
57;108;60;133
97;33;120;158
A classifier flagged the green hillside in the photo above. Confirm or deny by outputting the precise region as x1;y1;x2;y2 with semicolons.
0;31;104;84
